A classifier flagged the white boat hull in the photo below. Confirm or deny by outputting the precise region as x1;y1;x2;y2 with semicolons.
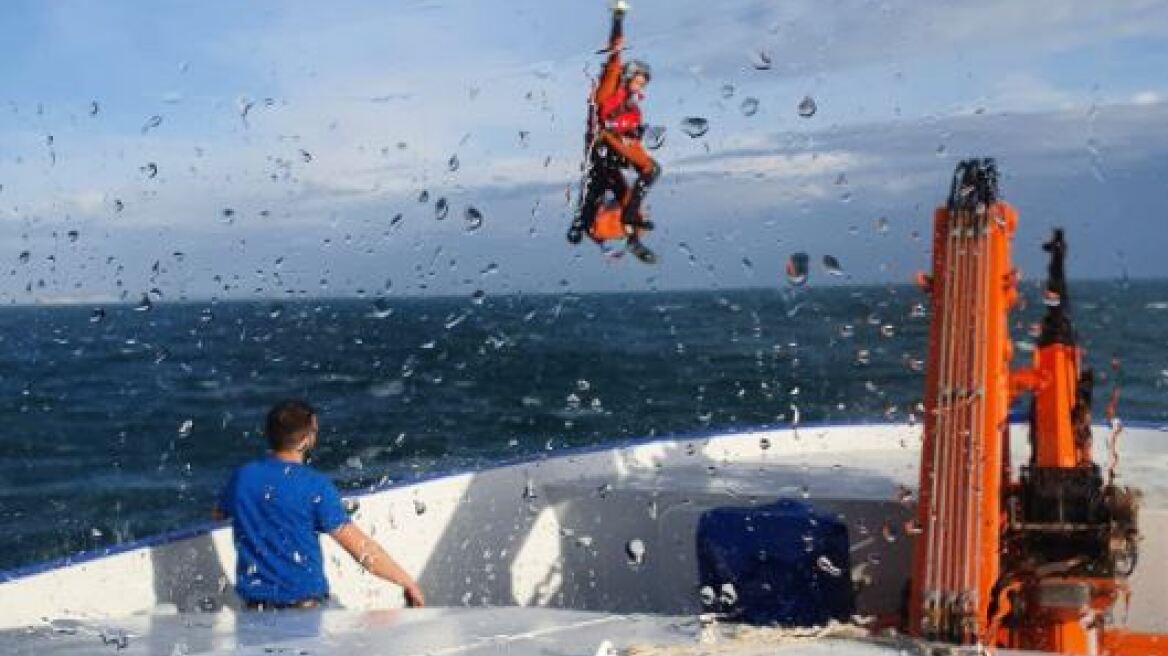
1;423;1164;654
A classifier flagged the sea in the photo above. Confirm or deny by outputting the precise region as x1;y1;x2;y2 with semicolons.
1;281;1166;572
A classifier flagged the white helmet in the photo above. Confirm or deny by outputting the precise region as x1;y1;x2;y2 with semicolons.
622;60;652;84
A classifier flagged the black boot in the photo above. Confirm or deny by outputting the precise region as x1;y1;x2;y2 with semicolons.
566;219;585;244
621;162;661;228
627;236;657;264
621;181;648;227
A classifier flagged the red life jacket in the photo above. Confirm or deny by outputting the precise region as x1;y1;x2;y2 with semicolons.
597;86;642;137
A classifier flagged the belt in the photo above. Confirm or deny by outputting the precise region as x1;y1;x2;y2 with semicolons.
244;597;324;611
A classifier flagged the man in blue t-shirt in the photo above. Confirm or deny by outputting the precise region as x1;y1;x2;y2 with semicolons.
215;400;424;610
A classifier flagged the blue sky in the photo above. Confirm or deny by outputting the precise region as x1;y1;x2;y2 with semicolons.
2;0;1167;302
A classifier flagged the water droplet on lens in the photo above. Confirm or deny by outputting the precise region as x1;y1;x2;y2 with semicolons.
785;252;809;286
740;97;760;117
134;294;153;312
89;308;106;323
720;84;736;99
371;299;393;319
823;254;844;276
141;162;158;179
751;50;773;70
643;125;666;150
18;251;30;264
99;630;130;650
876;216;890;233
413;499;427;515
89;101;100;116
855;349;871;366
625;539;646;566
448;154;460;172
816;555;843;576
880;324;896;338
418;190;430;203
680;117;710;138
113;199;125;212
299;149;313;163
142;115;163;132
719;583;738;606
699;586;716;606
797;96;818;118
435;197;449;220
464;206;483;232
896;486;915;505
178;419;194;438
470;289;486;305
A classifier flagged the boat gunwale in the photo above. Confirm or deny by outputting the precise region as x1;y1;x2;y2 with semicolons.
1;415;1161;584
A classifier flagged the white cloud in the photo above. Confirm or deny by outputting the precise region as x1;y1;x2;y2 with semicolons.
1131;90;1163;106
673;150;861;183
988;73;1081;113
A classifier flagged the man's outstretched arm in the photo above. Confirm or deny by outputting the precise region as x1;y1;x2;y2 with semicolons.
330;522;425;607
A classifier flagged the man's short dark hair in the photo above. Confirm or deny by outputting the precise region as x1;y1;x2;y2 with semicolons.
266;400;317;451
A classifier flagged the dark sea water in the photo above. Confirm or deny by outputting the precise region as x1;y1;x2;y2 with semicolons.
1;282;1166;572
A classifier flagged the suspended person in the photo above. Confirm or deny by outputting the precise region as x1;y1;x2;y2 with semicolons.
566;0;662;264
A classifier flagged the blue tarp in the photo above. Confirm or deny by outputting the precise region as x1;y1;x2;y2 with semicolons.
697;498;855;625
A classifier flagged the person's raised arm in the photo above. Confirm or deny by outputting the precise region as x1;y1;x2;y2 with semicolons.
595;4;629;106
330;522;425;607
608;2;627;51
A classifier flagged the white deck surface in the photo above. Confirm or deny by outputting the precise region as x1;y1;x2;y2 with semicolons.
2;607;907;656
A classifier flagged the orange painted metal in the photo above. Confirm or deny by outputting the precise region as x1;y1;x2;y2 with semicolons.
909;199;1017;642
1030;342;1082;468
907;164;1161;652
1106;632;1168;656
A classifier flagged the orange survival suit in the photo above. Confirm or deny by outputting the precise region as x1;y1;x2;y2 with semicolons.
567;6;661;259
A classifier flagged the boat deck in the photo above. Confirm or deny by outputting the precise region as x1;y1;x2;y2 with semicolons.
1;424;1164;654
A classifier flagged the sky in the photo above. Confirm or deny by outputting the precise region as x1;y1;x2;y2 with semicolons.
2;0;1167;302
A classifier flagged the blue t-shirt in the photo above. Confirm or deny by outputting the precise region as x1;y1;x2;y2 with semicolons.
218;457;350;604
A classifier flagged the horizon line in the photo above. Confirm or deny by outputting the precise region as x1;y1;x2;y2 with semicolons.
3;275;1161;309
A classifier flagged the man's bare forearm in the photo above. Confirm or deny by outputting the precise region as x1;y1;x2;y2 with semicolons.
357;541;413;588
331;523;424;606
